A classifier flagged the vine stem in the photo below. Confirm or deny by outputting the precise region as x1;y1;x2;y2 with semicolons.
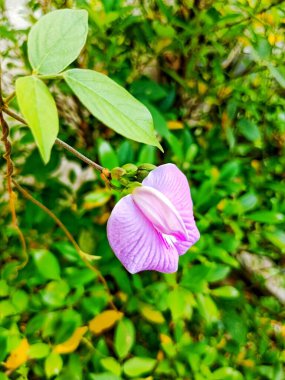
1;98;116;309
2;108;106;174
0;65;28;269
12;179;117;310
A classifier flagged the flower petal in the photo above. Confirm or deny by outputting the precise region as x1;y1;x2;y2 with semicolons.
132;186;188;241
107;194;179;274
142;164;200;255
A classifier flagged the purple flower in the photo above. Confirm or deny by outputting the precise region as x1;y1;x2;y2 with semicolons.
107;164;200;274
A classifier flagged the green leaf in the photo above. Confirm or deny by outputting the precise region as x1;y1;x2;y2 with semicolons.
247;211;284;224
114;318;135;359
239;193;258;212
42;280;70;308
45;352;63;378
11;290;29;312
16;76;59;163
167;288;193;321
212;367;243;380
100;357;121;376
64;69;162;150
196;294;220;324
138;145;156;164
98;139;119;169
237;118;260;142
206;264;231;282
0;280;9;297
29;343;50;359
32;249;61;280
181;264;212;293
28;9;88;75
267;64;285;88
211;286;240;299
0;301;17;319
123;357;156;377
264;230;285;251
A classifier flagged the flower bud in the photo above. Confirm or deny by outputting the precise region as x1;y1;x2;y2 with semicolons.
122;164;138;177
137;164;156;182
111;167;126;180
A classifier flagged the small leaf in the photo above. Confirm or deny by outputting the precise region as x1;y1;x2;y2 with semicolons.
64;69;162;149
265;230;285;251
114;318;135;359
196;294;220;324
100;357;121;376
83;190;111;210
213;367;243;380
247;211;284;224
237;118;260;142
267;64;285;88
16;76;59;163
123;357;156;377
89;310;123;335
32;249;60;280
29;343;50;359
167;288;193;321
45;352;63;378
5;339;29;371
98;139;119;169
140;305;165;324
11;290;29;312
28;9;88;74
53;326;88;354
211;286;240;299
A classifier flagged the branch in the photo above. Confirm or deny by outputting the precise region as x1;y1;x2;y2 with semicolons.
0;62;28;269
2;107;105;173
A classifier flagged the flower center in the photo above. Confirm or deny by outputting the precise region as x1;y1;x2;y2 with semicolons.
132;185;188;241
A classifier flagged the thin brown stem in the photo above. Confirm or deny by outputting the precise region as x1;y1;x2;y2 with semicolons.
2;107;106;174
54;137;104;172
3;91;16;105
0;85;28;268
12;179;117;310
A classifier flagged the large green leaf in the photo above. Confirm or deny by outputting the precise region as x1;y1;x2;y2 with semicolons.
64;69;162;150
16;76;59;163
28;9;88;75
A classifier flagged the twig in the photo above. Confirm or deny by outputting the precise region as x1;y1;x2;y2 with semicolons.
2;107;106;174
3;91;15;105
54;138;104;172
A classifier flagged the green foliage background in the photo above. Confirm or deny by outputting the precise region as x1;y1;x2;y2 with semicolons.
1;0;285;379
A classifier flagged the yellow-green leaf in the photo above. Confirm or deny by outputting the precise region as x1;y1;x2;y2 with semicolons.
140;305;165;324
64;69;162;150
16;76;59;164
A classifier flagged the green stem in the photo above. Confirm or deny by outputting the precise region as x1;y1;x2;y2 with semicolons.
37;73;63;80
3;91;16;105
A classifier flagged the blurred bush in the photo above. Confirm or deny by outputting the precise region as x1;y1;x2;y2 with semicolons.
0;0;285;379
